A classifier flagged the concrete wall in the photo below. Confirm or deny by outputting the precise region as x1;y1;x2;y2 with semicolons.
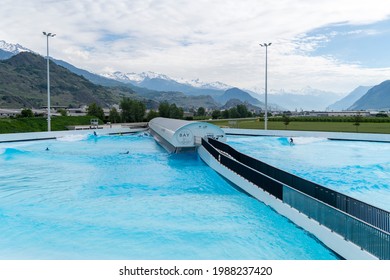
223;128;390;142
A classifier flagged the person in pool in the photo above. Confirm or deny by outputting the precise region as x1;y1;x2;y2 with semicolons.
289;138;294;145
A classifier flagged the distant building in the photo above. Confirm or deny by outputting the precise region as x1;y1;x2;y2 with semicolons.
304;111;371;117
328;111;371;117
66;108;87;117
183;111;194;118
0;109;20;118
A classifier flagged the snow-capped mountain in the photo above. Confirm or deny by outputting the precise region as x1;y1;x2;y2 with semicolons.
101;70;341;110
176;78;232;91
0;40;32;57
100;70;234;98
102;71;174;84
101;71;232;91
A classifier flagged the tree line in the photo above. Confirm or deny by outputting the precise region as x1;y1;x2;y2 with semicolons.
87;98;255;123
15;100;387;126
87;99;186;123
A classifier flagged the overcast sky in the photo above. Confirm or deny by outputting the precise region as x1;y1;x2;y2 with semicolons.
2;0;390;94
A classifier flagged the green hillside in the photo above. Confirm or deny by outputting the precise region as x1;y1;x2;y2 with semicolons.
0;52;123;108
0;52;220;110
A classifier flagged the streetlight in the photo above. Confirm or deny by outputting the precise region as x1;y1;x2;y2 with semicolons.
260;42;271;130
43;31;56;132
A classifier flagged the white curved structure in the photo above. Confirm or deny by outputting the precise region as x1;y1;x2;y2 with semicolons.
148;117;226;153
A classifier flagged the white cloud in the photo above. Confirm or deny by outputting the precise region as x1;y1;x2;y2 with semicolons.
63;47;90;61
1;0;390;93
346;29;380;36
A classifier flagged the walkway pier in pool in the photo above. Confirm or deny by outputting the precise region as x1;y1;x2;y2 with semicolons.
147;118;389;259
148;117;226;153
198;137;390;260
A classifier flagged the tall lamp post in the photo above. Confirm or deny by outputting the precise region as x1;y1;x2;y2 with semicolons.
260;42;271;130
43;32;56;132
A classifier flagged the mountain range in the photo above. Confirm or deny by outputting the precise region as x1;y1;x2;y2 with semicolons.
327;86;373;111
1;39;389;111
102;71;232;99
0;40;32;60
0;52;120;108
102;71;231;91
247;87;342;111
349;81;390;110
102;70;346;111
0;52;226;110
0;40;267;110
216;87;262;106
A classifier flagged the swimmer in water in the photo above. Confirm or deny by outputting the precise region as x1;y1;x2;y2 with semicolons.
289;138;294;145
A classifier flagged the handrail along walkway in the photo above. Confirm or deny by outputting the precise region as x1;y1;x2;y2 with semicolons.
202;137;390;260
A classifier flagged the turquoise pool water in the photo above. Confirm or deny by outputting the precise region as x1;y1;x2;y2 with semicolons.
0;134;338;260
227;136;390;211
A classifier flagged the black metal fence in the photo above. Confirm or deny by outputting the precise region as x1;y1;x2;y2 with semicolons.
202;137;390;259
284;187;390;260
221;152;283;200
202;138;283;199
207;138;390;233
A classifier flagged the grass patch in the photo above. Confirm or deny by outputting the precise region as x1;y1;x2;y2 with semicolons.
2;116;389;134
208;118;390;134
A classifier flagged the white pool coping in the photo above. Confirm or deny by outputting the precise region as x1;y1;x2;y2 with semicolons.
0;127;147;143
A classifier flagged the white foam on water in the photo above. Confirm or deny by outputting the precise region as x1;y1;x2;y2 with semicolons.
57;134;88;142
290;137;326;145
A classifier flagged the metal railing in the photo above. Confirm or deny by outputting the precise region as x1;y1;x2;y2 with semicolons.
207;138;390;233
201;137;390;259
283;187;390;260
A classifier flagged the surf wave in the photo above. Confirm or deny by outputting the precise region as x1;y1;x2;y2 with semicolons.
57;134;88;142
289;137;326;145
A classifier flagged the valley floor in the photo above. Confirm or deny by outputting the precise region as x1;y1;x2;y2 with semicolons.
208;118;390;134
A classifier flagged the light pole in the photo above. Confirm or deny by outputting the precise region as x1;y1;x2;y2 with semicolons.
260;42;271;130
43;32;56;132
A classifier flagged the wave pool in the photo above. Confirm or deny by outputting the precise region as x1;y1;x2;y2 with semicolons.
227;136;390;211
0;134;338;260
